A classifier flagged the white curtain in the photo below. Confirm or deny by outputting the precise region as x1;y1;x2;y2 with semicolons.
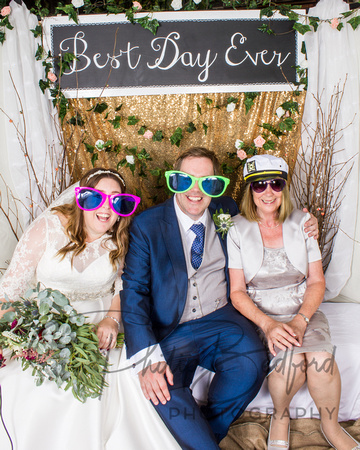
301;0;360;300
0;44;19;271
1;0;63;226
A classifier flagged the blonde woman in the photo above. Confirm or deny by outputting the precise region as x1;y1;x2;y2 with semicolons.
228;155;359;450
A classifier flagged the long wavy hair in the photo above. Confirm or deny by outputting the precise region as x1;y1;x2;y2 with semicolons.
52;168;131;271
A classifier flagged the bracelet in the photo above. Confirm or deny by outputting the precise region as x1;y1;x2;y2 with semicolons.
104;315;121;331
297;312;310;324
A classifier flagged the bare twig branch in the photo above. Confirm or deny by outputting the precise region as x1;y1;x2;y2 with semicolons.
292;79;355;272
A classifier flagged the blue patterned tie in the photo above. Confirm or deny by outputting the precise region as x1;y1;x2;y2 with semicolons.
190;223;205;270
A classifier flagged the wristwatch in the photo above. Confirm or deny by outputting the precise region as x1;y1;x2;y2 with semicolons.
298;312;310;324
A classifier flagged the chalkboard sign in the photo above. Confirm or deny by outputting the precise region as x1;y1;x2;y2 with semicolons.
43;11;304;98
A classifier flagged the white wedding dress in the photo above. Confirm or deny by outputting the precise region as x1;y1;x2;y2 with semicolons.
0;211;180;450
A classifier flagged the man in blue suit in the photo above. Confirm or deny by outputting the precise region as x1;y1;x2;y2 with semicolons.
121;147;315;449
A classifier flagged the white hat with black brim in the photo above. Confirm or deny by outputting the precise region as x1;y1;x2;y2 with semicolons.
243;154;288;183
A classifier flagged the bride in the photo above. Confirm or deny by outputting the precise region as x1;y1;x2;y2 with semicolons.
0;167;180;450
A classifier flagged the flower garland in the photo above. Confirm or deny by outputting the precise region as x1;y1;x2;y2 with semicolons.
0;0;353;205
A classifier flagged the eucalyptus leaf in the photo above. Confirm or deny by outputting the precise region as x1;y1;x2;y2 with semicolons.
60;348;71;360
44;366;56;379
63;305;74;315
39;302;50;316
37;342;46;354
59;323;72;336
32;337;40;348
59;335;72;345
39;315;49;324
52;291;70;307
35;377;44;386
0;286;108;402
2;311;16;322
63;372;71;381
37;289;50;300
56;377;64;388
45;321;58;332
53;331;62;340
70;315;85;326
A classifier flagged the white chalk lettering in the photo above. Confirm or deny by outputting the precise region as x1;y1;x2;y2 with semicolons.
93;42;141;70
60;33;141;74
225;32;291;67
60;31;91;74
147;31;218;82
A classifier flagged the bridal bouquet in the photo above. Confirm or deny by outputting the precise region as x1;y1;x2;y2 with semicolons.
0;285;118;403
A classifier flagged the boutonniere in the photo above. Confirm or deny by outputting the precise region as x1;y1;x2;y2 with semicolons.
213;209;233;238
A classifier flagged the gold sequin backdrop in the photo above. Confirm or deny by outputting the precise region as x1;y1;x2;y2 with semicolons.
62;90;305;211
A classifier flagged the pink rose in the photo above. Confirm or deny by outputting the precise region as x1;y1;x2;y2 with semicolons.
47;72;57;83
1;6;11;16
237;149;247;160
133;1;142;10
143;130;153;139
331;18;339;29
254;135;266;148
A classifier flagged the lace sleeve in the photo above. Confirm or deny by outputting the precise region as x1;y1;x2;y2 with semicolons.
114;263;123;296
0;215;48;302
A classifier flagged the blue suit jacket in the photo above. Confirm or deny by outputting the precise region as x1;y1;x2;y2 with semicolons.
120;196;239;359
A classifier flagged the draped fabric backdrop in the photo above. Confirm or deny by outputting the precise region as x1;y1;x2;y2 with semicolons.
1;1;64;225
301;0;360;300
0;44;18;271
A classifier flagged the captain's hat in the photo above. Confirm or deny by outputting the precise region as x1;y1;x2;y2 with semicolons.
243;154;288;183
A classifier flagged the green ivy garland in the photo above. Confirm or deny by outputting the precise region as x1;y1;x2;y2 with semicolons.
1;0;358;197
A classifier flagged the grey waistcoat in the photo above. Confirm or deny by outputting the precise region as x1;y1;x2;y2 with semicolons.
179;219;228;323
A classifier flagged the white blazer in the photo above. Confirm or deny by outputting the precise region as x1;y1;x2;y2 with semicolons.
227;209;322;284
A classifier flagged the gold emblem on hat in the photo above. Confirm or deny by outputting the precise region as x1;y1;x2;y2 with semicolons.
247;161;256;173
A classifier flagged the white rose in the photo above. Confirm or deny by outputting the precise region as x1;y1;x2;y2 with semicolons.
218;214;231;221
226;103;236;112
235;139;244;150
126;155;135;165
95;140;104;150
299;59;308;69
276;106;285;118
171;0;182;10
71;0;84;8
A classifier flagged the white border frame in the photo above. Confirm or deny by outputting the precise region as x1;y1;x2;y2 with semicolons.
43;10;305;98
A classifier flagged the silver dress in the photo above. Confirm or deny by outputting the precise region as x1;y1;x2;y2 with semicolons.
247;247;333;372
